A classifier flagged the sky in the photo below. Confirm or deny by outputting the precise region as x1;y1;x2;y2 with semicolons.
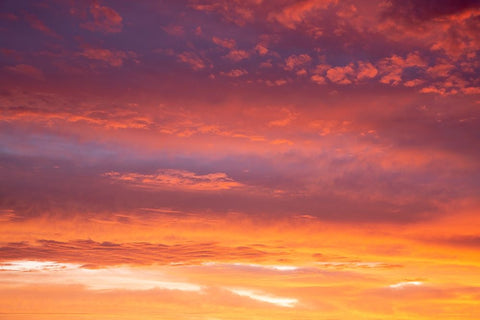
1;0;480;319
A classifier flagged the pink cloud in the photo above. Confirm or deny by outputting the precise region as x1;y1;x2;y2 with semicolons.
225;49;250;62
403;79;424;87
220;69;248;77
80;48;137;67
356;62;378;80
268;0;337;29
420;86;448;96
0;12;19;21
212;37;236;49
104;170;244;191
284;54;311;71
178;51;207;70
378;53;426;86
326;64;355;84
24;13;61;39
81;0;123;33
311;74;326;85
5;64;44;80
189;0;256;26
462;87;480;95
163;25;185;36
1;48;23;61
268;108;297;127
255;43;268;55
426;63;455;78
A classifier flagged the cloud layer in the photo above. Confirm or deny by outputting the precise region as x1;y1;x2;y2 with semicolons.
1;0;480;319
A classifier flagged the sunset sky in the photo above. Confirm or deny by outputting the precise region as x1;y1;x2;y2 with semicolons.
1;0;480;319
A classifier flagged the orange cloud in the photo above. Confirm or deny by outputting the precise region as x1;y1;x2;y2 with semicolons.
104;169;244;191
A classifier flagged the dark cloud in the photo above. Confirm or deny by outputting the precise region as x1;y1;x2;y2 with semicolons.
0;239;271;267
382;0;480;22
425;235;480;248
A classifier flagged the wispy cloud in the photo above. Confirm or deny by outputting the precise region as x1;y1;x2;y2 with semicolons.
0;260;202;292
104;169;244;191
228;288;298;307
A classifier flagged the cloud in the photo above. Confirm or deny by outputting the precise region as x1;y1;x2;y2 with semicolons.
0;260;202;292
79;48;137;67
228;288;298;307
404;79;424;87
81;0;123;33
380;1;480;60
255;43;268;55
378;53;426;85
225;49;250;62
0;101;152;129
24;13;61;39
178;51;206;70
0;260;79;272
104;169;244;191
212;37;236;49
0;240;269;266
284;54;312;71
220;69;248;77
162;25;185;36
426;62;455;77
356;61;378;80
5;64;44;80
382;0;480;23
389;281;423;289
189;0;257;26
268;108;297;127
310;74;326;84
426;235;480;248
203;262;302;272
326;64;355;84
462;87;480;95
268;0;337;29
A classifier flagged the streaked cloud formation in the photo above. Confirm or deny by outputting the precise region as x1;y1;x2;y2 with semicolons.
1;0;480;319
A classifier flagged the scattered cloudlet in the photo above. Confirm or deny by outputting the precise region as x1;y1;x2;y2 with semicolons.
104;169;244;191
